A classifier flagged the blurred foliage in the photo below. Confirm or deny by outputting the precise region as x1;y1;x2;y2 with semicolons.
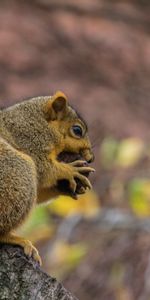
100;137;145;169
47;240;88;279
19;190;99;278
49;190;100;218
100;137;150;215
129;179;150;217
19;136;150;282
18;205;54;244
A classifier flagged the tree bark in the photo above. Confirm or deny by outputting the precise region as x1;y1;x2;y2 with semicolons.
0;244;78;300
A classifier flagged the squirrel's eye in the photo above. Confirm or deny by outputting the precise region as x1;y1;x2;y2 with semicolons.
72;125;83;138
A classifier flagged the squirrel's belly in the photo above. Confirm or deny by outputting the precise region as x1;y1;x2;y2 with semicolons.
0;193;36;235
0;140;37;235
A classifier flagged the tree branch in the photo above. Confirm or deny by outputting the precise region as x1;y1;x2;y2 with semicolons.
0;244;78;300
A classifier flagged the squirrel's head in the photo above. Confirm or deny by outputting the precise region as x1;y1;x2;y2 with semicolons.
45;91;94;163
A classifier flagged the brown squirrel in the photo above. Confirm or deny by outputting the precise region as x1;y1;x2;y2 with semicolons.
0;91;94;265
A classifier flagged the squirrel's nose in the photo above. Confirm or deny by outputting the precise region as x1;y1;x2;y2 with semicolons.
80;149;94;164
87;153;94;163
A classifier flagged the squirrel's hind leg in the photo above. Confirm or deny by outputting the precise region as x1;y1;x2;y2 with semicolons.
0;233;42;265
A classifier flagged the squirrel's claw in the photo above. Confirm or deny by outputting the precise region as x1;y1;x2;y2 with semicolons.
69;178;77;193
75;166;95;174
75;173;92;190
65;160;94;195
70;160;88;167
24;240;42;266
0;234;42;266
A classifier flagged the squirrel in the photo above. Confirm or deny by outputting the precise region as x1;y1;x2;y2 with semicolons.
0;91;94;265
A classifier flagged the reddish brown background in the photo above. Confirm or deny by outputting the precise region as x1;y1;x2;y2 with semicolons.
0;1;150;299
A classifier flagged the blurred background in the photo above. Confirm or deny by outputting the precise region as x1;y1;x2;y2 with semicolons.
0;0;150;299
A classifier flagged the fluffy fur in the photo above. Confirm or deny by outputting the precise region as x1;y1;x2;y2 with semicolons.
0;91;94;264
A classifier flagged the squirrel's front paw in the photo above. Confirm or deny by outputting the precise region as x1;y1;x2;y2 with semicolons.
67;160;95;193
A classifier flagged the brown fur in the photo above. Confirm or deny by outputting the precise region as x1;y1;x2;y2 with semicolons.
0;91;94;264
0;137;37;235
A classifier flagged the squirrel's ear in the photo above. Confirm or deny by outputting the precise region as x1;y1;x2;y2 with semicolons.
52;91;67;113
48;91;68;120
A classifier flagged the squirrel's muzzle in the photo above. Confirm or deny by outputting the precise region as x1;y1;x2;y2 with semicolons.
87;153;94;163
80;149;94;163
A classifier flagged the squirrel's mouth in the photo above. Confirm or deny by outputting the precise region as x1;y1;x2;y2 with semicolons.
57;149;94;164
57;151;82;163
